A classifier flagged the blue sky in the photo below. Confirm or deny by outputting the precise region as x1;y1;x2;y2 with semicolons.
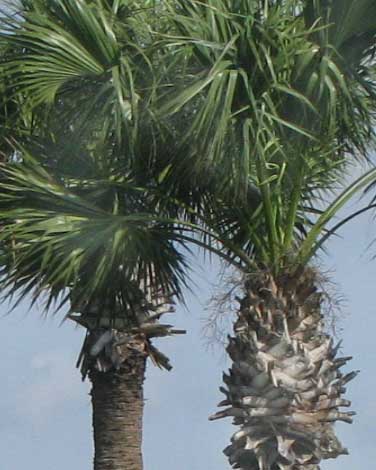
1;192;376;469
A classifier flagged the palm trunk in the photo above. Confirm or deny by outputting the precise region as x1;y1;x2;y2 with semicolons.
210;269;356;470
71;295;180;470
90;350;146;470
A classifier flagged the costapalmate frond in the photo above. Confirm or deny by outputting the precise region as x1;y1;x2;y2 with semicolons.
0;151;191;322
0;0;161;146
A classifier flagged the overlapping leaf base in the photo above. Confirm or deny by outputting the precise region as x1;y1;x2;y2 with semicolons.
69;295;185;379
210;271;356;469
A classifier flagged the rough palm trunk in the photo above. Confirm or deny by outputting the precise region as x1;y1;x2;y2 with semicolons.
90;349;146;470
70;294;182;470
210;269;356;470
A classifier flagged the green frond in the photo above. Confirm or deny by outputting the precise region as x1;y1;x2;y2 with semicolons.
157;0;376;273
0;153;191;321
297;167;376;266
0;0;159;143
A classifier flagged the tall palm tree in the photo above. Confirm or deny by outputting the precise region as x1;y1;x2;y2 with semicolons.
0;146;193;470
158;1;376;468
0;1;199;469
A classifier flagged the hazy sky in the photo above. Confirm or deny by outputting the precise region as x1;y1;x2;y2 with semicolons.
1;183;376;470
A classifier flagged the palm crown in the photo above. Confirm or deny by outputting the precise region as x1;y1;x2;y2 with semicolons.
160;0;376;273
0;0;192;315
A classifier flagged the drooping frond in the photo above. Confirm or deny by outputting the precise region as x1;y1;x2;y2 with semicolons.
160;0;374;192
0;152;191;320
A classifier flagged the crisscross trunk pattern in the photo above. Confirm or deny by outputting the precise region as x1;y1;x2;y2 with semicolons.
210;270;356;470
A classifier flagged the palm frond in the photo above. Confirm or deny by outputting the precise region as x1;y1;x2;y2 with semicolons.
297;167;376;265
0;0;158;144
0;153;191;321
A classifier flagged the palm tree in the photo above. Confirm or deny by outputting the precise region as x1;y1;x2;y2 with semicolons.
0;1;198;469
0;146;193;469
158;1;376;468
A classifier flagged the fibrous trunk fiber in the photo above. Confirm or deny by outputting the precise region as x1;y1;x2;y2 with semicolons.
90;349;146;470
210;270;356;470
